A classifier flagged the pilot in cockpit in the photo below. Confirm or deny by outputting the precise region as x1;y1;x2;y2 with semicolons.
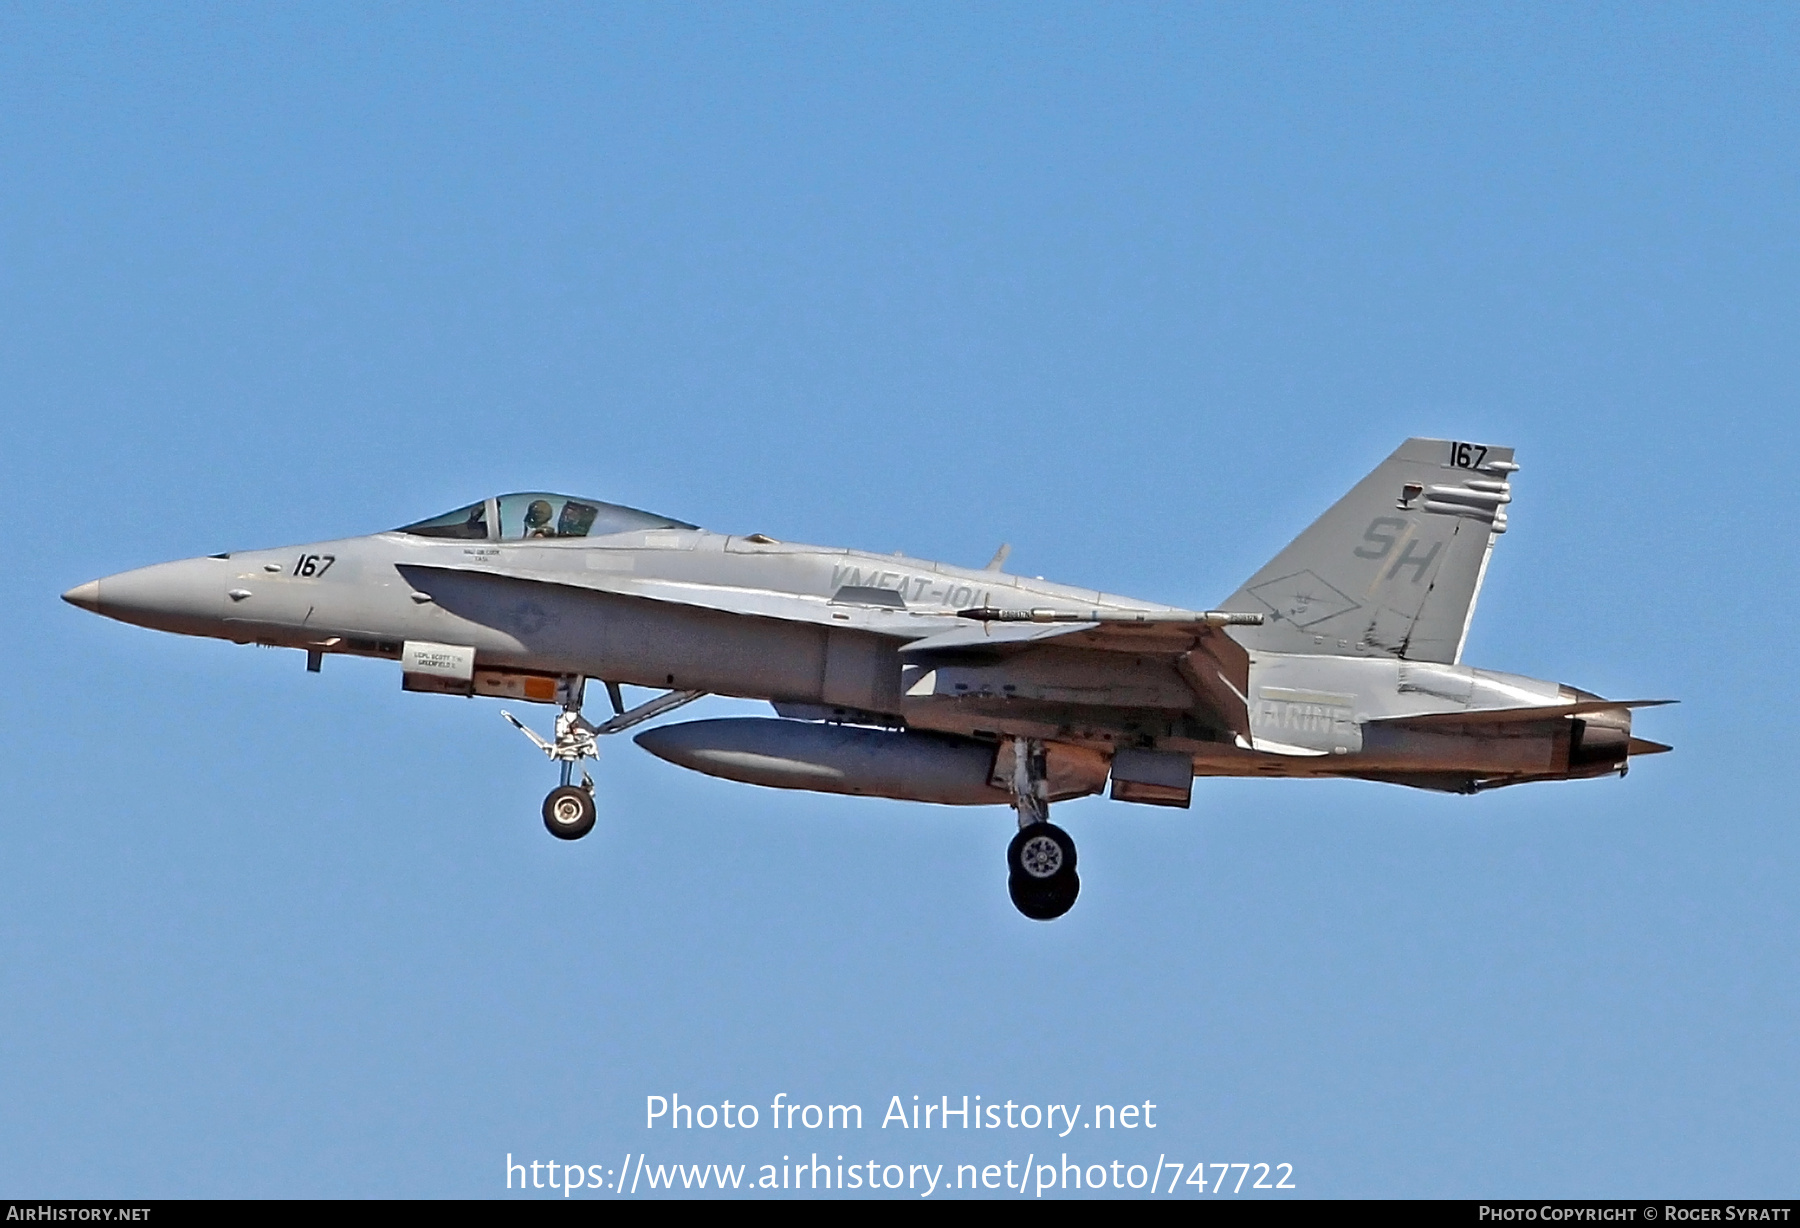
523;499;558;538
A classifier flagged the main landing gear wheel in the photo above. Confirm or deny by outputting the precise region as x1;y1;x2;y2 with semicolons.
1008;822;1077;882
1002;736;1082;920
1007;821;1079;921
542;785;596;840
1010;870;1080;921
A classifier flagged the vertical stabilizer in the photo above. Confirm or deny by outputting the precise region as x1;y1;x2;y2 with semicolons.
1219;438;1516;663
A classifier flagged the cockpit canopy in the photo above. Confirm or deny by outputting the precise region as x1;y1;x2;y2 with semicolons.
398;493;697;541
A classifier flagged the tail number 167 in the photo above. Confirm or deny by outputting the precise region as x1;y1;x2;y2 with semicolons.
1449;441;1489;469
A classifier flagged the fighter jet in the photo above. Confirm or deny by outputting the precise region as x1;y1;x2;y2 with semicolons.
63;438;1670;919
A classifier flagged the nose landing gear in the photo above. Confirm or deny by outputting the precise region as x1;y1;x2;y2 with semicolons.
502;677;705;841
543;784;597;839
1006;737;1080;921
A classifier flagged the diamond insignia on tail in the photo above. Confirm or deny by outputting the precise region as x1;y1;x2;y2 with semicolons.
1245;570;1361;629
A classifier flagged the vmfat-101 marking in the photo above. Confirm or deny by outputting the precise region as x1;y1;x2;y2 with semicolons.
829;563;996;610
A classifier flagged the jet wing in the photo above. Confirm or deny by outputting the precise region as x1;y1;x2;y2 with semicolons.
899;617;1256;739
403;561;1259;737
899;616;1261;655
1365;699;1676;730
898;622;1100;653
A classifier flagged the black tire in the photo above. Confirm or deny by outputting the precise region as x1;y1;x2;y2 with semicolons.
542;785;596;840
1007;822;1076;883
1010;871;1080;921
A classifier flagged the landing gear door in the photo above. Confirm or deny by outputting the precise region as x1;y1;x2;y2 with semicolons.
990;740;1110;801
1109;748;1195;808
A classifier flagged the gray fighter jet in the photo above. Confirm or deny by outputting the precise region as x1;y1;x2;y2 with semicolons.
63;438;1670;919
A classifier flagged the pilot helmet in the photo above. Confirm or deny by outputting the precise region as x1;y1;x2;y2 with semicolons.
524;499;554;530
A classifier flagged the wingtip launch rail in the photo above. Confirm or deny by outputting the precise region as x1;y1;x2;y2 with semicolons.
957;607;1266;627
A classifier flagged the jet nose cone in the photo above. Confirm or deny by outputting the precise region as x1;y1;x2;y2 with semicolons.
69;557;229;634
62;580;102;612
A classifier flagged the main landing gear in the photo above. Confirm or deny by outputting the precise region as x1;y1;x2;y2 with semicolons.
1006;737;1079;921
502;676;704;841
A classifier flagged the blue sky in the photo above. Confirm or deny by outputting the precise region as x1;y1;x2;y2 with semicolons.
2;3;1795;1198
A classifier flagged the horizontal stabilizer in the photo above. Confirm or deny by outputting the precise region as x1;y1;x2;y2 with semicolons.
1368;699;1677;730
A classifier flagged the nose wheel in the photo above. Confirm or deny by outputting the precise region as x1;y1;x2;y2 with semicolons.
543;784;597;839
1005;737;1080;920
502;677;706;842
